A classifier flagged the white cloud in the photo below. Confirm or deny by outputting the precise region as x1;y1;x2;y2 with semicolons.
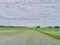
0;0;60;27
7;20;41;26
8;0;17;3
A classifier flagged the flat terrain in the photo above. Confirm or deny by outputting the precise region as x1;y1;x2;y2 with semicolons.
0;30;60;45
37;28;60;39
0;27;60;39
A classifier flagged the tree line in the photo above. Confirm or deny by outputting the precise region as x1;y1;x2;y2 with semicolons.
36;26;60;28
0;25;28;28
48;26;60;28
0;25;60;28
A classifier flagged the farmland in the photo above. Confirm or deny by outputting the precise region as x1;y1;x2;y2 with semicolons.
0;27;33;31
0;29;60;45
0;27;60;39
0;27;60;45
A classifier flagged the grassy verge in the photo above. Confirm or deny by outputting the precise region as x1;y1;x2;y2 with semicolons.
36;28;60;40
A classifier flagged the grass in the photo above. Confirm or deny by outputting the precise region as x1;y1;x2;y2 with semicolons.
0;27;60;39
0;27;33;31
36;28;60;39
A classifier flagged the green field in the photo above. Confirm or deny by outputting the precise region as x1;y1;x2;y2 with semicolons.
0;27;33;31
0;27;60;39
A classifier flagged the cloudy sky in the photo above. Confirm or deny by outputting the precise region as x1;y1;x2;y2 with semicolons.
0;0;60;27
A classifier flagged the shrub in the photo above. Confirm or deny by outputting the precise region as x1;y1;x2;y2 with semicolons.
54;26;60;28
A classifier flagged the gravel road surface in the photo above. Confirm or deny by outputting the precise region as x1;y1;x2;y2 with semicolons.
0;30;60;45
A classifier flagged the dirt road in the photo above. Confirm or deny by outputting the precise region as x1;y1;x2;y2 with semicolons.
0;30;60;45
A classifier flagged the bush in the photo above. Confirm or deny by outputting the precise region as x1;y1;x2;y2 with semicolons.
36;26;40;28
54;26;60;28
48;26;53;28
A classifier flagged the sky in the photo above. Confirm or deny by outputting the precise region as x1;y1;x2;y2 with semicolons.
0;0;60;27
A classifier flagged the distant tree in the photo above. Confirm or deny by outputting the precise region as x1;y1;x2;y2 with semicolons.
36;26;40;28
48;26;53;28
0;25;5;27
54;26;60;28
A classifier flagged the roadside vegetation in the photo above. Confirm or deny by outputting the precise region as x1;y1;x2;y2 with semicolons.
36;26;60;40
0;25;60;40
